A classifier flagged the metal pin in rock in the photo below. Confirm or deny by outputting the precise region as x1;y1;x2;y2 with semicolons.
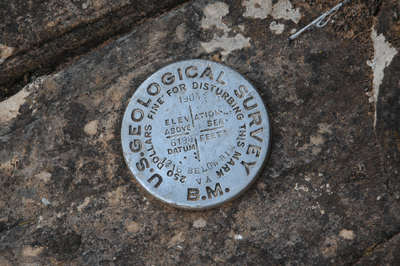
288;0;350;43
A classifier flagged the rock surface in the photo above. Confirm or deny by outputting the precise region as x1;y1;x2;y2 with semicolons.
1;0;400;265
0;0;190;99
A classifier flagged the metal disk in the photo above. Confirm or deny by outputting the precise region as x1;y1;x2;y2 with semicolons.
121;59;271;210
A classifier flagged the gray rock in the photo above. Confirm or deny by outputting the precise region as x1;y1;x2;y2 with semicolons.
0;0;190;88
1;0;400;265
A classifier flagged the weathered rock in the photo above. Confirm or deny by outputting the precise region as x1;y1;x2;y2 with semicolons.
360;0;400;264
1;0;399;265
0;0;190;99
353;233;400;265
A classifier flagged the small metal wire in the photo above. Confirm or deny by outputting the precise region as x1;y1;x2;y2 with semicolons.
288;0;350;43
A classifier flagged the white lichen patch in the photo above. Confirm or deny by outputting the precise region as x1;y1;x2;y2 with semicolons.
234;234;243;240
272;0;301;23
175;23;187;42
269;21;285;34
243;0;301;23
201;2;230;31
310;135;324;146
193;218;207;228
82;1;89;9
125;220;140;233
77;197;91;212
0;156;19;170
168;232;185;247
84;120;98;136
35;171;52;183
107;186;126;205
294;182;309;192
0;87;31;124
0;76;46;124
366;27;398;127
41;198;50;206
317;123;332;135
201;2;250;58
0;156;19;176
23;246;44;257
0;44;14;64
339;229;355;240
243;0;272;19
201;35;251;57
300;134;325;155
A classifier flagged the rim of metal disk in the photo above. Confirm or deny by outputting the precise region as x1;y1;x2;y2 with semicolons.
121;59;271;210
